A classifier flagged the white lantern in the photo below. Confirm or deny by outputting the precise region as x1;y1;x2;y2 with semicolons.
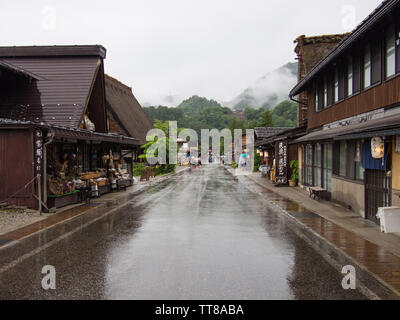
371;137;385;159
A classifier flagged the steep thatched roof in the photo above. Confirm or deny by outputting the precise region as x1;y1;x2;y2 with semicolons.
294;34;350;46
294;34;349;76
105;74;153;145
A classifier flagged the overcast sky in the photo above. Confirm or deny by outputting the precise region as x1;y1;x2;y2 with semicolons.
0;0;383;106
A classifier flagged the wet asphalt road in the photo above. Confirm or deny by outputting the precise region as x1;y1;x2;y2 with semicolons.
0;166;366;300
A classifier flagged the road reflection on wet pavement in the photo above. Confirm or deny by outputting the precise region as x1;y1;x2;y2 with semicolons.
0;166;366;299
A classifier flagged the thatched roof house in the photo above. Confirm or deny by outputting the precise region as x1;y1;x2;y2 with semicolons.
105;74;153;145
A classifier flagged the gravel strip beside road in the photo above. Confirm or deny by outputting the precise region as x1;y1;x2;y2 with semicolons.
0;209;47;237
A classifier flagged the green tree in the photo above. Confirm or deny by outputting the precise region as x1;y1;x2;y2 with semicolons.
271;100;297;127
254;150;262;172
258;110;273;127
139;120;181;175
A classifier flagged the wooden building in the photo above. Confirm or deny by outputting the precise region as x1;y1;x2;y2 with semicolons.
254;35;347;185
293;33;349;127
289;0;400;223
0;45;153;210
256;127;306;184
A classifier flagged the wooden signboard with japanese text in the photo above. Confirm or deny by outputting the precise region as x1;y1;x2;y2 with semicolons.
275;140;288;184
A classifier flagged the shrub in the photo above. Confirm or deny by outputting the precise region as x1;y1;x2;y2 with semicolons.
133;163;146;176
254;150;262;172
289;160;299;181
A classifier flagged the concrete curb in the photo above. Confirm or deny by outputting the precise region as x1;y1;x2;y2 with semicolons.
225;167;400;300
0;168;185;274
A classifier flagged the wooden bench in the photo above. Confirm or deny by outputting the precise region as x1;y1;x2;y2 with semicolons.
309;187;329;201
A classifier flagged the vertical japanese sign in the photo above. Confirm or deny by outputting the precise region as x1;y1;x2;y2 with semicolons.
275;140;288;184
34;130;43;175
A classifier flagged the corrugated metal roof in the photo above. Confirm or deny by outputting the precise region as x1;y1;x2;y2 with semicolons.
0;45;106;59
0;56;100;128
0;118;139;146
0;60;41;80
105;74;154;145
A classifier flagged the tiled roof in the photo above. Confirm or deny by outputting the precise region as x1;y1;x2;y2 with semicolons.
254;127;292;139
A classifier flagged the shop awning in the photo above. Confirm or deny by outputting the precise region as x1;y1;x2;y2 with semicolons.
294;112;400;144
256;126;307;147
51;127;140;146
0;118;141;146
335;128;400;141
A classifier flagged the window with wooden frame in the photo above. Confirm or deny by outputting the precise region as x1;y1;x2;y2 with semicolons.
347;56;353;96
327;73;334;106
323;77;328;108
353;55;361;93
323;144;333;192
301;143;333;191
385;24;396;78
333;140;364;182
363;44;372;89
314;143;322;187
334;68;339;103
338;65;345;100
318;80;324;111
371;41;382;85
303;144;313;186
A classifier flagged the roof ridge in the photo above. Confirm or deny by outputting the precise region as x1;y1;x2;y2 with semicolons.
0;45;106;59
105;74;132;92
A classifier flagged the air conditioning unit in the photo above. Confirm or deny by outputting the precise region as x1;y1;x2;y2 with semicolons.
376;207;400;233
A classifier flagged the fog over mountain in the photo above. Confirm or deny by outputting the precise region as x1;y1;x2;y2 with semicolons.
142;62;298;109
226;62;298;110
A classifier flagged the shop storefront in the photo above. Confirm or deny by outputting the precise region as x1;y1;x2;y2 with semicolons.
334;132;398;223
0;121;140;211
43;127;138;209
256;127;306;184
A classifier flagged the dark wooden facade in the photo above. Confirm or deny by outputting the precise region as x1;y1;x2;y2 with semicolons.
294;34;349;127
0;129;36;208
289;0;400;222
291;0;400;131
306;55;400;129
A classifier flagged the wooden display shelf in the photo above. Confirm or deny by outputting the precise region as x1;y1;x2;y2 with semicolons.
98;184;111;195
47;191;80;209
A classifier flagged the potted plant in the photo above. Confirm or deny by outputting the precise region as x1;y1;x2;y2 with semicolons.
289;160;299;187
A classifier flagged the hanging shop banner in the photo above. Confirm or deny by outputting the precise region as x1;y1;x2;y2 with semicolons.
371;136;385;159
275;140;288;184
34;129;43;175
362;139;386;171
396;136;400;154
